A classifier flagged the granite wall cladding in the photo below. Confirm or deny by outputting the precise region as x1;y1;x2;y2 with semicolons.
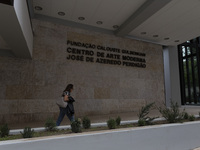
0;19;165;124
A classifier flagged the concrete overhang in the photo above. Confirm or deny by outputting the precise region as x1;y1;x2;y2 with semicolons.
0;1;33;58
115;0;172;37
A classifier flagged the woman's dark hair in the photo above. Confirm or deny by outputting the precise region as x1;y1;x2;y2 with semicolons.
64;84;73;92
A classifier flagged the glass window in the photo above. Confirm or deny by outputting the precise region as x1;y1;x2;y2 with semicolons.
187;46;191;56
178;38;200;105
192;47;196;54
182;46;186;57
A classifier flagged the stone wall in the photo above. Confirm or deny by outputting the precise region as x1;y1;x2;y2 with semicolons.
0;19;165;124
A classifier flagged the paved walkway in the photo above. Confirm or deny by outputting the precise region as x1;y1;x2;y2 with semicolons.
9;119;141;135
5;105;200;129
2;121;200;150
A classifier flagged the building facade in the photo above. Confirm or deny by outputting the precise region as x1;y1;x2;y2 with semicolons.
0;19;165;123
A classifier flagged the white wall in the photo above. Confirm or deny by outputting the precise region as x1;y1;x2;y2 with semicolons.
163;46;181;106
1;122;200;150
14;0;33;56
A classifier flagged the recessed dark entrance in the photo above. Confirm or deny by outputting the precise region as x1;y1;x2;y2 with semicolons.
0;0;13;6
178;38;200;105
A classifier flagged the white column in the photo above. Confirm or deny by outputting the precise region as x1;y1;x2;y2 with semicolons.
163;46;181;106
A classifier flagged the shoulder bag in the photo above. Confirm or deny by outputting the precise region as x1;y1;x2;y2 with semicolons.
56;97;67;108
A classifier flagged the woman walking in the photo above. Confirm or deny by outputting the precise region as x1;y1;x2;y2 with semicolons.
56;84;75;126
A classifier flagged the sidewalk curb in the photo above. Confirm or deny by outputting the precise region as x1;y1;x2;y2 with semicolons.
9;118;167;135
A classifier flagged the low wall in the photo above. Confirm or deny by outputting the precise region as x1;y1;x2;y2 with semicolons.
1;121;200;150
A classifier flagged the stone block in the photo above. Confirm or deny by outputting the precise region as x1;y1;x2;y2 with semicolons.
74;86;94;99
0;70;21;85
0;86;6;99
0;100;18;114
118;87;139;99
94;88;110;99
5;85;26;99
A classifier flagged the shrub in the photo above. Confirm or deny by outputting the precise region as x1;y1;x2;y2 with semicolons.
137;102;157;125
183;112;189;120
115;116;121;126
71;118;82;133
82;117;91;129
189;115;195;121
158;101;184;123
0;124;10;137
138;119;146;126
20;127;34;138
107;118;116;129
45;118;57;131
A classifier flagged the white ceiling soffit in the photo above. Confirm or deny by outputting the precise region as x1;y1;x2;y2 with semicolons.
33;0;146;30
129;0;200;46
32;0;200;46
115;0;172;36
